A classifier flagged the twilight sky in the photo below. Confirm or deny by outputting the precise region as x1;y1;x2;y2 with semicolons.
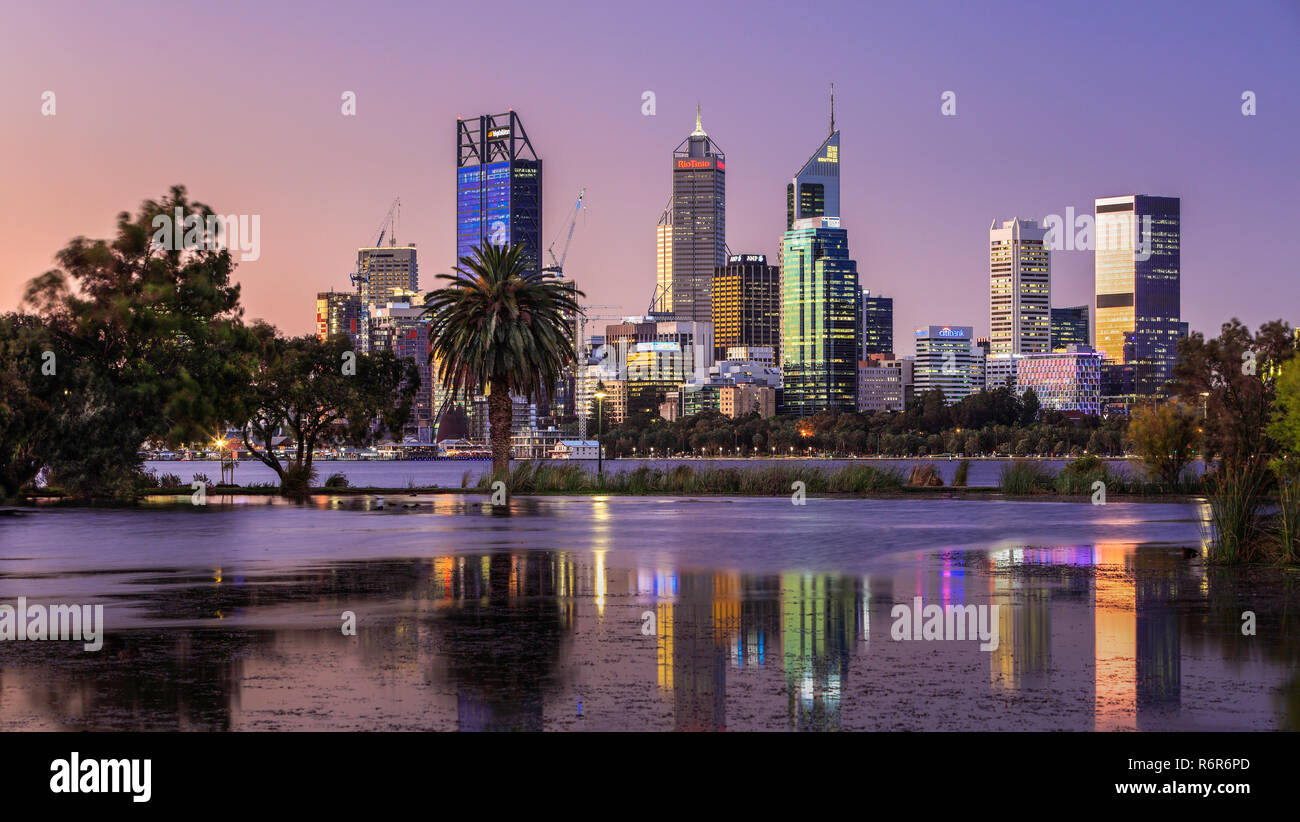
2;0;1297;354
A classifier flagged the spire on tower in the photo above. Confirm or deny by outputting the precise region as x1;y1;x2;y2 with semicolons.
830;82;836;135
691;103;707;137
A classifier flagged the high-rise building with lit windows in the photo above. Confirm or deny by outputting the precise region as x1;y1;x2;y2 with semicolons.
781;217;860;414
989;218;1051;357
456;111;542;273
663;107;725;323
859;290;893;358
1051;305;1090;351
1094;195;1181;394
786;132;839;229
711;254;781;362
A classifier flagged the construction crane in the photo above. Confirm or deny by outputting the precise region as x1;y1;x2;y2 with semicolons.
543;187;585;277
348;198;401;353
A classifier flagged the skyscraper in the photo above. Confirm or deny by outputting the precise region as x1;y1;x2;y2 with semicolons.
781;217;860;414
786;124;840;229
1051;305;1090;351
356;245;417;353
1094;195;1181;394
859;290;894;358
456;111;543;273
711;254;781;362
665;107;725;323
989;218;1051;358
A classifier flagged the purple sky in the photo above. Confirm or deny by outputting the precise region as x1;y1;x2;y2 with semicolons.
2;0;1297;354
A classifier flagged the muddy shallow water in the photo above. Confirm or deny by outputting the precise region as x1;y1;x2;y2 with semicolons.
1;494;1296;730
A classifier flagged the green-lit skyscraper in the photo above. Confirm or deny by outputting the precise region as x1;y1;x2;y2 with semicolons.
781;215;860;414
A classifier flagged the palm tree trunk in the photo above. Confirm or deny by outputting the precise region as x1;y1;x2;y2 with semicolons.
488;376;512;478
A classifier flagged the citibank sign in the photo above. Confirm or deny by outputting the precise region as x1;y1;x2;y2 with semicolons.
915;326;969;338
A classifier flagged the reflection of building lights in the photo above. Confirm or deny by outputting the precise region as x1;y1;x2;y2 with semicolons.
594;550;606;617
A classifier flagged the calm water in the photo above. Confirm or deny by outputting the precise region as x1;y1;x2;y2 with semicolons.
146;457;1154;489
1;493;1295;731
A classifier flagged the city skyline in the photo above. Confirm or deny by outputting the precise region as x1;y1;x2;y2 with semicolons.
2;0;1297;356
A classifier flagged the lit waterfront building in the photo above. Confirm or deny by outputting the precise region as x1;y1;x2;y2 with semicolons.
711;254;781;362
912;325;983;405
989;218;1051;358
663;106;726;323
1051;305;1091;351
1094;194;1181;394
859;290;893;359
1016;345;1104;416
456;111;543;273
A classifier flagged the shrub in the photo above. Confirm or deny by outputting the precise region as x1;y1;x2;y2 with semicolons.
158;473;183;488
953;460;970;487
1203;461;1271;563
280;463;318;496
999;460;1055;494
323;472;350;489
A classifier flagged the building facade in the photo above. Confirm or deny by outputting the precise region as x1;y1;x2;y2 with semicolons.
665;107;726;323
316;291;360;346
912;325;983;405
1094;194;1181;394
989;218;1051;358
1015;345;1103;416
857;358;908;413
711;254;781;362
1051;305;1090;351
780;217;860;415
859;290;893;359
456;111;543;273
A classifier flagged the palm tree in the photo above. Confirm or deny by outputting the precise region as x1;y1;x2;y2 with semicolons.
422;243;584;477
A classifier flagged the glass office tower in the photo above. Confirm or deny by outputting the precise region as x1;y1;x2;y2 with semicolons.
456;111;542;273
781;217;860;414
786;132;840;230
1094;195;1180;394
859;290;894;358
1051;305;1090;351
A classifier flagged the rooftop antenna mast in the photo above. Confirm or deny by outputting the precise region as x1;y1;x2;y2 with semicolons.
830;82;835;135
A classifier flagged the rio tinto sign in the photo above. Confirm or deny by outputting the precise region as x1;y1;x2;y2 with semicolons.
675;158;723;170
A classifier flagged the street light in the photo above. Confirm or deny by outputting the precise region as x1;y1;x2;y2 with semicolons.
594;381;607;475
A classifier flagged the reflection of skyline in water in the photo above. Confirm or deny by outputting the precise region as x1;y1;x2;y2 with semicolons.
1;497;1296;731
1;544;1295;731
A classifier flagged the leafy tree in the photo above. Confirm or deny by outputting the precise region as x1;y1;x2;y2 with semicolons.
19;186;258;496
1268;357;1300;467
421;244;582;477
239;329;417;492
1169;319;1296;468
0;315;58;496
1128;402;1200;489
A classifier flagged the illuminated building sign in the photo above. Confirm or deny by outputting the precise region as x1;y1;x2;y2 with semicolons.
728;254;767;264
636;341;681;352
487;128;511;139
675;158;722;170
915;326;971;338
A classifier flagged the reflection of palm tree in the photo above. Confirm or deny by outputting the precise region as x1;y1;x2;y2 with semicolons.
421;244;583;478
437;552;575;731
